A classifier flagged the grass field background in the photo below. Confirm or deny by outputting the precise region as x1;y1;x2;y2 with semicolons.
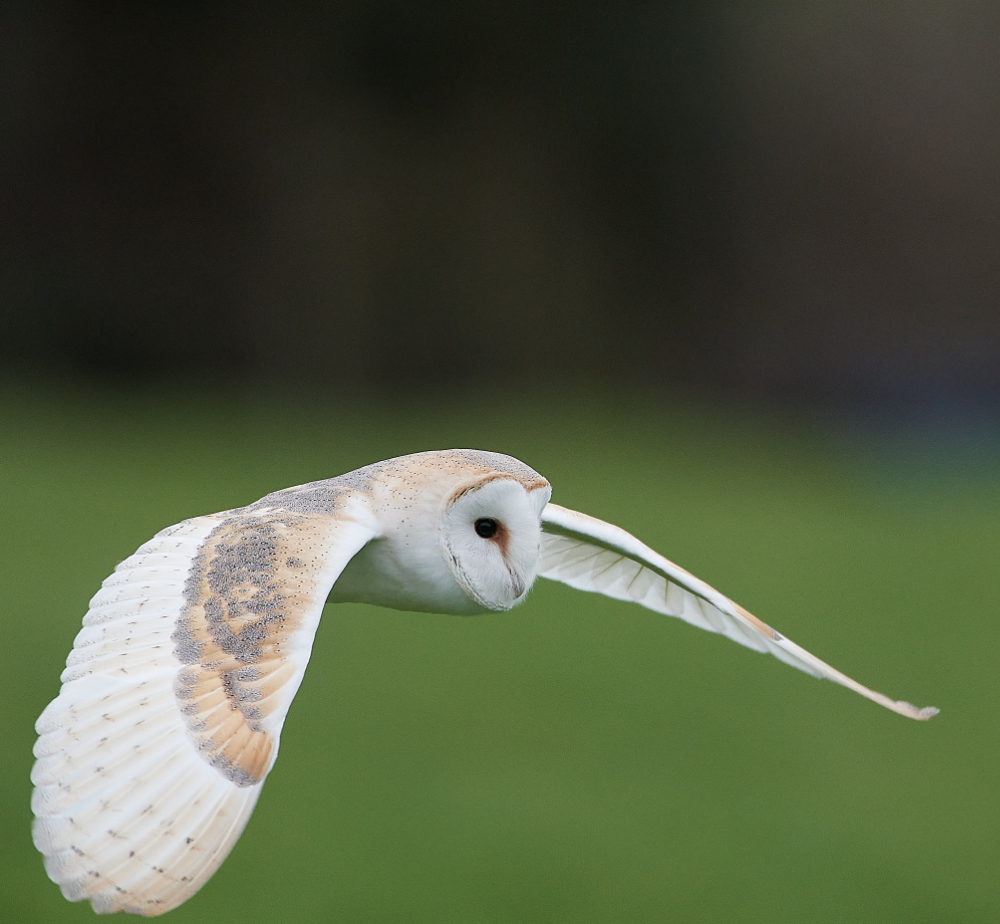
1;383;994;922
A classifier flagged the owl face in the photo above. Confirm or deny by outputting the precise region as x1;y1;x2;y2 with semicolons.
440;475;552;611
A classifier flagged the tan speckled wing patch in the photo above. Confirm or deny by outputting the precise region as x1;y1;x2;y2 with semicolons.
172;510;360;785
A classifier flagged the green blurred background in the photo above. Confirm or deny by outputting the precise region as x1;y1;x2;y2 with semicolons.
2;1;1000;920
1;385;992;922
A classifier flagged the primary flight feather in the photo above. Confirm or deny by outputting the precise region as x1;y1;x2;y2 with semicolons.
32;450;937;916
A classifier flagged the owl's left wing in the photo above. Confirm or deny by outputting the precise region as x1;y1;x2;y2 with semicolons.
32;494;378;916
538;503;938;721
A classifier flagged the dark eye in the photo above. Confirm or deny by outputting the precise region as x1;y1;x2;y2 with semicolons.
474;518;498;538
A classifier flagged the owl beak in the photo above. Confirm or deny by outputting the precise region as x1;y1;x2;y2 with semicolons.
507;568;525;599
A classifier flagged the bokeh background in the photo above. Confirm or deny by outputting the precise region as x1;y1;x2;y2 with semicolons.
2;2;998;921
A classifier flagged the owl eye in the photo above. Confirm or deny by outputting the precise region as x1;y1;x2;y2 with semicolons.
474;518;498;539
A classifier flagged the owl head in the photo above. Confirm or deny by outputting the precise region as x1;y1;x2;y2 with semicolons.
440;472;552;611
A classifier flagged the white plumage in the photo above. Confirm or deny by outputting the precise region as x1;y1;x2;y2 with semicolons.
32;449;936;916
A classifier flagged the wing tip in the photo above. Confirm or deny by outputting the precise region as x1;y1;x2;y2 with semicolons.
895;701;940;721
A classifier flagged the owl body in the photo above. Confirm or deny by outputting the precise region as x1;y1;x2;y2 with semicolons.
32;449;934;917
261;449;553;615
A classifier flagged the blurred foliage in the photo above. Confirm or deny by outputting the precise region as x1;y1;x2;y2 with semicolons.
2;383;996;921
0;1;730;389
1;1;999;405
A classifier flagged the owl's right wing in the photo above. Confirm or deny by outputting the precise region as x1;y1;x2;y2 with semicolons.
32;492;379;916
538;503;937;721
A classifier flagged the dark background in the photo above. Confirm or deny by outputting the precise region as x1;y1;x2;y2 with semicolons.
3;1;998;409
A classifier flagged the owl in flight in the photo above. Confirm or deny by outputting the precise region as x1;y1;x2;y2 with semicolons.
32;450;937;916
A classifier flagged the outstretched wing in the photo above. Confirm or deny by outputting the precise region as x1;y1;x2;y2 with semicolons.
538;503;937;721
32;494;378;916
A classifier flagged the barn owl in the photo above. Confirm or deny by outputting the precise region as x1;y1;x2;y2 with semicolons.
32;449;937;916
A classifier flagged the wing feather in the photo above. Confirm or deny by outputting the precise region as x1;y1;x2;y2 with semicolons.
539;503;937;720
33;494;378;915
